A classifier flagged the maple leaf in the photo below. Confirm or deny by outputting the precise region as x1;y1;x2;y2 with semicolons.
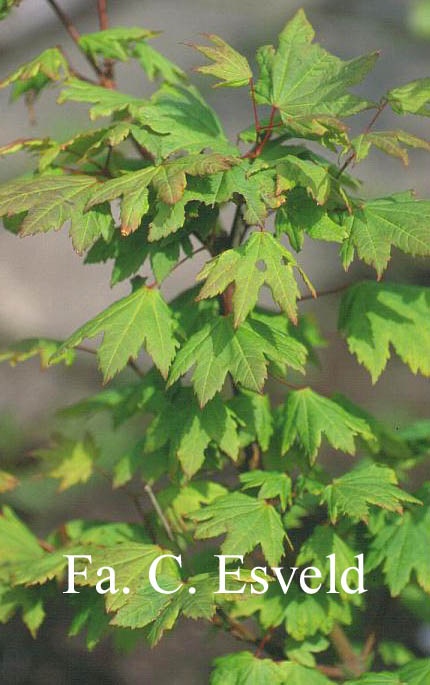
339;281;430;382
168;314;307;407
144;388;240;477
255;9;378;132
0;174;115;253
53;286;178;381
387;78;430;117
190;491;287;565
133;43;187;85
276;188;346;252
57;78;148;119
229;389;273;451
136;85;232;157
366;484;430;596
197;231;310;326
351;130;430;165
32;434;98;492
189;34;252;88
79;27;160;62
86;154;236;235
239;470;291;510
280;388;373;463
342;193;430;277
211;651;285;684
322;464;420;523
0;47;68;100
296;526;359;597
345;659;430;684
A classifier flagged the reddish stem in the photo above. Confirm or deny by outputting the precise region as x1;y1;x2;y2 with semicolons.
249;77;261;138
45;0;103;77
97;0;116;88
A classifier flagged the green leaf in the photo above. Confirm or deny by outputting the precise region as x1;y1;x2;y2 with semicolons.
58;78;148;119
0;174;114;252
0;337;75;367
388;78;430;117
111;572;217;641
137;85;232;157
284;635;329;669
197;231;303;326
87;154;236;234
345;660;430;684
398;659;430;685
339;281;430;382
53;286;178;381
168;315;306;406
343;193;430;277
256;9;378;130
296;526;358;597
133;43;187;85
351;130;430;165
240;470;291;510
277;156;331;205
211;651;284;684
378;641;414;667
75;543;179;612
68;591;110;651
190;491;287;565
189;34;252;88
157;480;227;532
33;433;98;492
0;507;44;565
280;388;373;462
0;584;45;638
229;389;273;451
146;389;239;477
234;582;350;640
276;188;346;251
79;27;159;62
322;464;420;523
279;660;334;684
0;48;68;100
366;484;430;595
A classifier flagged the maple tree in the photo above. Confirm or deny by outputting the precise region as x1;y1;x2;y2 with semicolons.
0;2;430;682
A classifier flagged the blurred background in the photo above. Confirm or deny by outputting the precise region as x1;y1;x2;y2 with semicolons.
1;1;430;682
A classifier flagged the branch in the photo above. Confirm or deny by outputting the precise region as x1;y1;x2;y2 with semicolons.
96;0;116;88
74;344;146;378
248;77;261;142
299;280;354;302
143;482;174;542
45;0;103;78
329;624;363;677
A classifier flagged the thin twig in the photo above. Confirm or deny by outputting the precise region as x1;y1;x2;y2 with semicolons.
299;280;354;302
249;77;261;141
74;344;146;379
268;374;308;391
45;0;103;77
56;44;98;84
255;627;274;658
143;483;174;542
147;246;208;288
317;664;345;679
96;0;115;88
337;99;388;177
